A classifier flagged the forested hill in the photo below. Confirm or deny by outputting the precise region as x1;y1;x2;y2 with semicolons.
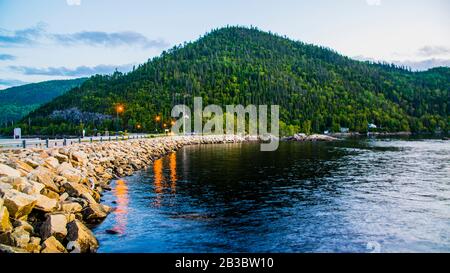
0;78;87;125
12;26;450;136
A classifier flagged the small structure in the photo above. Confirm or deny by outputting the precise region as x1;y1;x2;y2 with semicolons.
13;128;21;139
340;127;349;133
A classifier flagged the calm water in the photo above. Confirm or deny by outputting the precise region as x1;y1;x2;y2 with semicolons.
93;138;450;253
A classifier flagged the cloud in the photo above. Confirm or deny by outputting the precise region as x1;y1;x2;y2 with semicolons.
66;0;81;6
366;0;381;6
0;23;46;47
0;24;168;49
52;31;169;48
417;46;450;57
9;63;135;77
0;54;16;61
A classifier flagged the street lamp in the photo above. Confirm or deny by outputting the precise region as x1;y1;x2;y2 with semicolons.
115;104;125;135
155;115;161;133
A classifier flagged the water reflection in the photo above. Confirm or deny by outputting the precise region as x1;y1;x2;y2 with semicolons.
170;152;177;193
112;179;128;234
153;158;164;207
152;153;178;206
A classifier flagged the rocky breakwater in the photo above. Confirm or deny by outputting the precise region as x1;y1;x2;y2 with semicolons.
0;135;248;253
281;133;339;142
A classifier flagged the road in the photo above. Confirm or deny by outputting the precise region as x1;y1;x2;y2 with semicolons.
0;133;159;149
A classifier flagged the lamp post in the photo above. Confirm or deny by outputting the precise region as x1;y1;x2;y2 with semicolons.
115;104;124;136
155;115;161;134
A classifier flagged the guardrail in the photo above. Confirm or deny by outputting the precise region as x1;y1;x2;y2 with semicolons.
0;134;160;149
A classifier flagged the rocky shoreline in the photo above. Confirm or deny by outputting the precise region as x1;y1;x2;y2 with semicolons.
0;135;251;253
281;133;339;142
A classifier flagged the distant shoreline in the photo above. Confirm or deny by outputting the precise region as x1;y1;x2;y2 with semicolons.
3;131;450;139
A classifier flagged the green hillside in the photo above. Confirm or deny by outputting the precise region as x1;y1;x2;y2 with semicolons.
7;26;450;136
0;78;87;125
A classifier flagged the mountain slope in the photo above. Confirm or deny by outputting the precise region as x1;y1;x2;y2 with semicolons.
11;26;450;136
0;78;87;125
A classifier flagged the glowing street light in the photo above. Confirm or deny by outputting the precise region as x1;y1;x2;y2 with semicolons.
116;105;124;114
155;115;161;133
115;104;125;136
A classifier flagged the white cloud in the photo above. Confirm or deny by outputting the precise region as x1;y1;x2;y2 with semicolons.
366;0;381;6
418;46;450;57
66;0;81;6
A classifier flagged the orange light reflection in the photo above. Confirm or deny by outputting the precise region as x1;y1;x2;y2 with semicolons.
112;179;128;234
169;153;177;193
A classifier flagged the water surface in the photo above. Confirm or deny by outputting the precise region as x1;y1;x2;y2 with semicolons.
93;138;450;252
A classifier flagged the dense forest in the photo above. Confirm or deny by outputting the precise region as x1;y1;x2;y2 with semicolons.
3;26;449;136
0;78;87;125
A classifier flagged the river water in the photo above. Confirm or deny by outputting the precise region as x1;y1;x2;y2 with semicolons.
93;138;450;253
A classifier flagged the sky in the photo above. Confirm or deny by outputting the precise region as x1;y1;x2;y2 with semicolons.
0;0;449;89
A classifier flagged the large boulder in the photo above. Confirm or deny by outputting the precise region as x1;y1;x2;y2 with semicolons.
4;177;44;195
44;157;60;170
63;181;91;198
0;182;12;191
0;226;30;248
306;134;338;142
71;151;88;166
53;175;68;188
82;200;109;222
28;167;59;192
26;237;41;253
66;240;81;253
41;188;60;200
53;153;69;163
60;169;82;183
61;201;83;213
0;206;13;232
40;236;67;253
0;163;21;178
0;243;29;253
66;220;98;253
56;162;74;174
32;194;58;212
12;219;34;234
22;180;45;195
0;188;37;219
94;165;105;174
10;226;30;248
24;158;40;169
40;214;68;241
13;160;34;175
57;162;82;183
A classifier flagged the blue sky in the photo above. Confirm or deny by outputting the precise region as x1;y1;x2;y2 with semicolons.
0;0;449;89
